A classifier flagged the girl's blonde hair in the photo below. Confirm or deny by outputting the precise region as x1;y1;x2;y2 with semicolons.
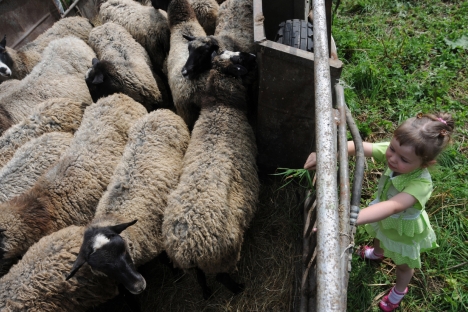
393;112;454;164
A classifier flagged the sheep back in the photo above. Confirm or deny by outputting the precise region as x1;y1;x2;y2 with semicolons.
93;109;190;267
163;104;259;274
0;132;73;204
166;0;207;128
99;0;170;71
0;37;95;128
215;0;254;53
0;98;90;168
189;0;219;36
0;225;118;312
88;22;165;111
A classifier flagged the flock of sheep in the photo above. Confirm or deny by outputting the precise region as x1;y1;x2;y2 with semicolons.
0;0;259;310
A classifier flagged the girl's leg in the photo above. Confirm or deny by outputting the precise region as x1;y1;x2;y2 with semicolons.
373;238;384;255
395;263;414;292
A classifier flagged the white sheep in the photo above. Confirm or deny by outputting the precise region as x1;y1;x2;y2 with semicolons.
67;109;189;293
0;98;90;169
86;22;171;110
152;0;208;130
162;51;259;298
0;132;73;203
0;225;120;311
0;93;147;269
0;37;95;135
0;17;93;81
99;0;170;73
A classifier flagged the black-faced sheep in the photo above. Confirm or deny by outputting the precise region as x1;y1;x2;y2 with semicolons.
0;93;147;270
0;225;120;312
67;109;189;293
86;22;171;110
0;17;93;81
0;132;73;203
0;37;95;135
181;0;254;79
162;51;259;298
151;0;208;130
99;0;170;73
0;98;90;169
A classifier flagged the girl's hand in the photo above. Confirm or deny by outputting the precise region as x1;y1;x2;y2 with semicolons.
304;152;317;170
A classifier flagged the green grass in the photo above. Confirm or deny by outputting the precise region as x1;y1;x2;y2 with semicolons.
331;0;468;310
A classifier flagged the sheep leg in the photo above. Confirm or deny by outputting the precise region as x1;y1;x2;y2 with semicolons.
158;251;184;281
196;267;212;299
216;272;245;295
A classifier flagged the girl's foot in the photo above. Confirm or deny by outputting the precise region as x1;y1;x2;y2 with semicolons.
379;287;408;311
358;245;384;261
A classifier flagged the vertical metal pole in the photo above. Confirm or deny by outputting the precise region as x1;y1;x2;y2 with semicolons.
313;0;341;311
336;84;350;310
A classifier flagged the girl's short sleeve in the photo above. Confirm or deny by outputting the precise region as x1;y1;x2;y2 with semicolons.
371;142;390;163
402;178;433;210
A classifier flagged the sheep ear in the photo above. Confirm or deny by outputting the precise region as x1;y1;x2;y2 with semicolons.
109;220;138;234
92;58;100;66
66;251;87;281
183;35;196;42
92;72;104;85
0;35;5;48
227;64;248;77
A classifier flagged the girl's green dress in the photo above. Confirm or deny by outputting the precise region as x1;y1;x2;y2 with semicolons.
364;142;438;268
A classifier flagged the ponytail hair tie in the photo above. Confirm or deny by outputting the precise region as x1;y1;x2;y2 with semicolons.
437;117;447;125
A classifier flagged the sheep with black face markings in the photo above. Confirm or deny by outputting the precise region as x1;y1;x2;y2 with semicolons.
0;225;119;312
181;0;254;80
0;93;147;272
151;0;208;130
0;98;90;169
0;17;93;81
0;132;73;203
86;22;171;110
162;50;259;299
0;37;95;135
67;109;189;294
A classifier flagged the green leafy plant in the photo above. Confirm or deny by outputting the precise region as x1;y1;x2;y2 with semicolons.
272;168;314;190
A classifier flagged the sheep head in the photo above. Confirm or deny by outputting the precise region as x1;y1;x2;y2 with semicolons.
181;35;219;80
66;220;146;295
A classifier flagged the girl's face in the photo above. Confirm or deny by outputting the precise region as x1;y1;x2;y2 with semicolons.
385;137;424;174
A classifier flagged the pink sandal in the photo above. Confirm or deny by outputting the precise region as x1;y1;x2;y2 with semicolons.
358;245;384;261
379;287;408;311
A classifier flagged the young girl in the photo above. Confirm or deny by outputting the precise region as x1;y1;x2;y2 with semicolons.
304;112;454;311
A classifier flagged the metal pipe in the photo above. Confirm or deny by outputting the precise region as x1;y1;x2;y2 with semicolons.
312;0;340;310
336;85;350;310
62;0;82;18
346;106;365;270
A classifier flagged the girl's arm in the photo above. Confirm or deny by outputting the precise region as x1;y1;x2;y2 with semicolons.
356;192;417;225
304;141;374;170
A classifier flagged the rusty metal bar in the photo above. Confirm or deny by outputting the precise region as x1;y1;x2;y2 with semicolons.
62;0;82;17
346;105;365;272
336;84;350;310
312;0;340;310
